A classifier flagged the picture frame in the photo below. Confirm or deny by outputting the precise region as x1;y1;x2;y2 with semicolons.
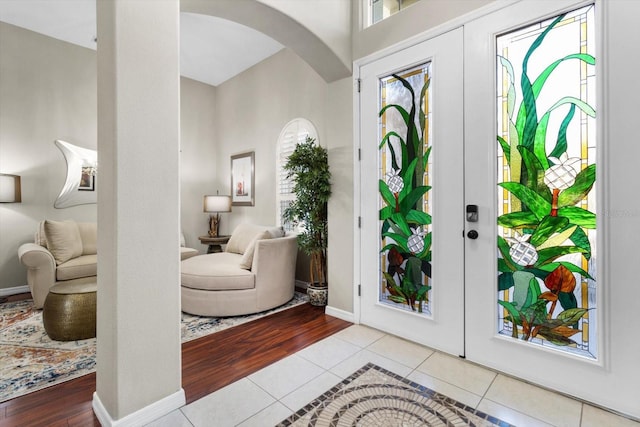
78;165;96;191
230;151;255;206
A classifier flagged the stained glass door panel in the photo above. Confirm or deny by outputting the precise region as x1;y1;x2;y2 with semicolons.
379;64;433;316
496;5;597;359
360;28;464;355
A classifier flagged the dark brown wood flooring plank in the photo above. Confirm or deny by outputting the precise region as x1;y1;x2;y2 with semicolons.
0;374;98;427
0;302;352;426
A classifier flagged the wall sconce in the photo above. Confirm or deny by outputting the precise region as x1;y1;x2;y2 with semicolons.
203;195;232;237
0;174;22;203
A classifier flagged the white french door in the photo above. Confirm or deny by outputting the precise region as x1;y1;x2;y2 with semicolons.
359;28;464;356
357;0;640;419
463;0;632;416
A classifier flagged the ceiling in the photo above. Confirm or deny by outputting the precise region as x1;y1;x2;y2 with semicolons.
0;0;284;87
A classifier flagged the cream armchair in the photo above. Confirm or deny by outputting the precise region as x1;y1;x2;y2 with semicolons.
19;220;97;308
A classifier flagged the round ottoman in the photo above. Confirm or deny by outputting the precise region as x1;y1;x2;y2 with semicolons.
43;281;97;341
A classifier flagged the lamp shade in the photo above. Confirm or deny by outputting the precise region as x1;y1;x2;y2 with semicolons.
203;195;232;213
0;174;21;203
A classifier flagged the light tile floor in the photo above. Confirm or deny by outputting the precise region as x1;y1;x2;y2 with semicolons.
147;325;640;427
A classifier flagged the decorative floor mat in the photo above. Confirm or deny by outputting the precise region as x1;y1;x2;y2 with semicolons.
278;363;514;427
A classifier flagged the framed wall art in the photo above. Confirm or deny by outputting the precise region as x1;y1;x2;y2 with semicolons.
79;165;96;191
230;151;255;206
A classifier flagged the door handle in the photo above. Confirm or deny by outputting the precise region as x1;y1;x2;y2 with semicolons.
467;230;479;239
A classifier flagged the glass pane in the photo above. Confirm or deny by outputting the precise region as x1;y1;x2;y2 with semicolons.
378;62;432;316
496;5;597;358
371;0;421;25
279;199;294;231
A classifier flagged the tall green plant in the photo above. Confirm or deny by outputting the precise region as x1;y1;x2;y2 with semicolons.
379;74;432;312
497;11;596;347
283;137;331;287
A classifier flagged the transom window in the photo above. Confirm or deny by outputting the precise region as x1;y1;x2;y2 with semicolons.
366;0;421;26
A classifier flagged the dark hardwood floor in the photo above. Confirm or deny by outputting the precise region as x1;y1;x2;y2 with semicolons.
0;298;351;427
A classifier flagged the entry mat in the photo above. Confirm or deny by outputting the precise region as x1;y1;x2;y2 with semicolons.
277;363;514;427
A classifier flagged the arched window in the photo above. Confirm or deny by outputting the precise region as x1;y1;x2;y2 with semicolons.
276;118;318;230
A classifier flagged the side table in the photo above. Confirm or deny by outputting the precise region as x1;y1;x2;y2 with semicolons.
198;235;230;254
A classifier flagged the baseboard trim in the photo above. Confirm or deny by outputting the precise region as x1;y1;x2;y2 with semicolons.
325;305;355;323
93;389;185;427
295;280;309;289
0;285;29;297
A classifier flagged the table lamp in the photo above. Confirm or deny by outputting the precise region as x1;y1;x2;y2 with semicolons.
203;195;232;237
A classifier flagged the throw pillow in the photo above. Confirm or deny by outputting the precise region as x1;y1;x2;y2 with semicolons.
77;222;97;255
36;220;48;248
44;220;83;265
226;224;268;254
266;226;285;238
239;231;271;270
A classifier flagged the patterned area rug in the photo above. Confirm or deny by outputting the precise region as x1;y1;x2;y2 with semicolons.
278;363;514;427
0;292;308;403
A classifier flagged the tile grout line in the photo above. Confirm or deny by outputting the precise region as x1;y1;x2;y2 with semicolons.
402;348;435;389
478;374;562;427
265;330;389;422
477;370;499;410
178;329;347;427
241;341;359;423
343;329;562;425
172;325;639;427
481;397;557;427
331;328;387;349
178;407;196;427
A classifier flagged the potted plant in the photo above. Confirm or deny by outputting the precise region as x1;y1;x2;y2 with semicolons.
283;136;331;306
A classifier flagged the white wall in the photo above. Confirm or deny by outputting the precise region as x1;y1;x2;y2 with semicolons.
181;0;351;83
326;77;354;313
258;0;352;70
212;49;356;311
180;77;217;252
0;23;218;292
214;48;328;233
0;22;97;292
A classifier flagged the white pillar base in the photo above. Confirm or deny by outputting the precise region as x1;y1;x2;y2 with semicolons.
92;389;185;427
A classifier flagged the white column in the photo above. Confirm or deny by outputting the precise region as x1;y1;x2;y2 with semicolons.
94;1;184;425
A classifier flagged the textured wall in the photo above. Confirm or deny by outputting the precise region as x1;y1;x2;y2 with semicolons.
180;77;218;252
214;48;328;232
0;22;97;292
326;77;354;314
258;0;352;70
0;24;218;292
